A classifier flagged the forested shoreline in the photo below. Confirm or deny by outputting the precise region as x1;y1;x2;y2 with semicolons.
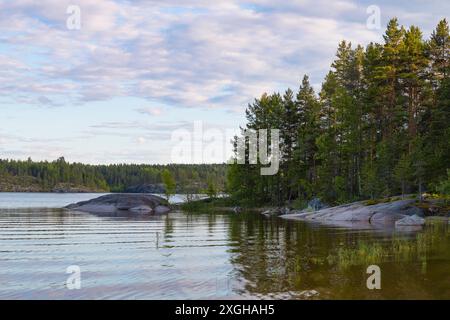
0;157;226;193
227;18;450;207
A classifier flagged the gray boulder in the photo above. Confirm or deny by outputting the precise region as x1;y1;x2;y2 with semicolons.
400;206;425;217
65;194;170;214
282;198;426;229
370;212;407;223
307;198;328;211
395;214;425;227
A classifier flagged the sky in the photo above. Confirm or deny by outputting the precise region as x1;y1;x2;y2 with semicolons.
0;0;449;164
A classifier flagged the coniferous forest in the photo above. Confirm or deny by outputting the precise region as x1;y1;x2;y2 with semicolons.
0;157;226;193
227;18;450;207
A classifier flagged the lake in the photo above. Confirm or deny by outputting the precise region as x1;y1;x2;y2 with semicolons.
0;193;449;299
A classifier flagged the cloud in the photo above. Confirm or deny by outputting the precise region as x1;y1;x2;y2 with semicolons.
0;0;448;163
136;107;163;116
136;136;146;144
0;0;387;111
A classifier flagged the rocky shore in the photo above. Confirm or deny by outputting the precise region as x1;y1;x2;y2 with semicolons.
65;194;171;214
280;198;448;228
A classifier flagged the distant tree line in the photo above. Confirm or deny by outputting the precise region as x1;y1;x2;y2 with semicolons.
227;18;450;207
0;157;227;193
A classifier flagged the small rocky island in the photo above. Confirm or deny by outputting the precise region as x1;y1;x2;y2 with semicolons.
65;194;171;214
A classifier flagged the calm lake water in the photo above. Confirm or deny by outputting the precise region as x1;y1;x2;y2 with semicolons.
0;193;449;299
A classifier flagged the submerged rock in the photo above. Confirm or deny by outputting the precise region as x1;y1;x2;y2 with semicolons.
65;194;170;214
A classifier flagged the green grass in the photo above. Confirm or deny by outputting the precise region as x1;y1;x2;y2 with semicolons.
331;242;385;268
327;224;446;269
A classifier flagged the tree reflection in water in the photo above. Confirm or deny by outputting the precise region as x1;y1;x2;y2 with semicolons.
225;213;449;299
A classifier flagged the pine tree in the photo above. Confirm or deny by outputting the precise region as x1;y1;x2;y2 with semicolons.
428;19;450;86
401;26;430;146
295;75;320;196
